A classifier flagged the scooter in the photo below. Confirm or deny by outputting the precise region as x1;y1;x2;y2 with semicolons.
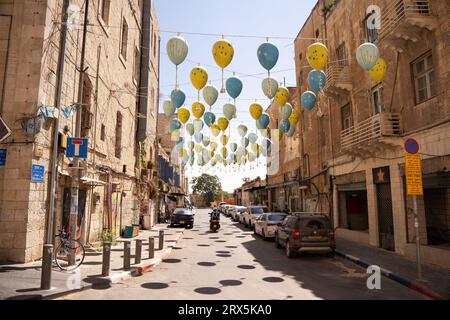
210;219;221;232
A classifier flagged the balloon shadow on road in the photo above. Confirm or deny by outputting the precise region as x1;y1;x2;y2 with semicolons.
219;280;243;287
162;259;182;263
198;262;216;267
141;282;169;290
194;287;221;295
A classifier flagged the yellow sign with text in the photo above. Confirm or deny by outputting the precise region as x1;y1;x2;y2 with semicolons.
405;153;423;196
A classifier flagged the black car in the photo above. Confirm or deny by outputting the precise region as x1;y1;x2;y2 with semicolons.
170;208;194;229
274;213;335;258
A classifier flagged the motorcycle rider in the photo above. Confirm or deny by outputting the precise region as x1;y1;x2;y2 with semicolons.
209;207;221;231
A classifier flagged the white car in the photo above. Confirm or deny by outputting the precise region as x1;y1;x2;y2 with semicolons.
224;205;236;217
242;206;269;229
254;213;287;240
231;206;246;221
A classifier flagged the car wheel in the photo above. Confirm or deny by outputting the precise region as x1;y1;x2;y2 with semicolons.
286;241;295;259
262;230;266;241
275;233;281;248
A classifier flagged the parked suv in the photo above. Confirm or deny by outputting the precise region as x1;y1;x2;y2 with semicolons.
274;213;335;258
242;206;269;229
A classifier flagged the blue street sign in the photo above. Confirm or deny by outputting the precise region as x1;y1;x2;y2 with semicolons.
31;164;45;183
66;138;88;158
0;149;7;166
404;138;419;155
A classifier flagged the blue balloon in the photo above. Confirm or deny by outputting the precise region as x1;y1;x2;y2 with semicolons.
176;137;184;150
170;119;182;131
225;77;243;99
194;132;203;143
257;42;279;71
258;113;270;129
171;89;186;109
203;112;216;127
301;91;317;111
307;70;326;93
279;119;291;133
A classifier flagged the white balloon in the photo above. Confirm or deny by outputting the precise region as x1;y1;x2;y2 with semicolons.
166;36;189;66
262;77;279;99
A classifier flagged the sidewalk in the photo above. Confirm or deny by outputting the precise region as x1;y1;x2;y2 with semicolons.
336;236;450;299
0;224;185;300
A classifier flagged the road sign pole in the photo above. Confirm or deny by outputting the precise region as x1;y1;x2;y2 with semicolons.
413;195;422;281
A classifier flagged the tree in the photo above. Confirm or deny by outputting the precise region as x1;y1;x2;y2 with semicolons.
191;174;222;206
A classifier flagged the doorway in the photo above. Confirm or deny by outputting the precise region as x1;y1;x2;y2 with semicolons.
377;183;395;251
62;188;87;240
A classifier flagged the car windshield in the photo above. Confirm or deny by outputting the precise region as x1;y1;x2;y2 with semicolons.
251;207;268;214
238;208;246;213
175;209;191;215
268;215;286;222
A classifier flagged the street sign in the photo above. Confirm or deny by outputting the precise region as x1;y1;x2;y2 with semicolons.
31;164;45;183
0;116;12;143
405;153;423;196
0;149;6;166
404;138;419;155
66;138;88;158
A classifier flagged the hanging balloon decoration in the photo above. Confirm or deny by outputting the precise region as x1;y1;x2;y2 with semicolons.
289;109;300;127
258;113;270;130
171;129;180;142
163;100;176;117
307;70;327;93
188;141;195;151
223;103;237;120
170;119;182;132
217;116;229;132
301;91;317;111
177;107;190;124
369;57;387;82
230;143;238;153
194;132;203;144
280;103;293;120
202;136;210;147
261;78;279;100
307;42;328;71
186;123;195;136
193;119;204;133
203;111;216;127
257;42;279;79
274;86;290;107
221;147;228;158
356;42;379;71
192;102;205;119
226;76;243;100
286;123;296;137
190;66;209;103
220;134;229;146
248;133;258;144
166;35;188;88
203;84;219;109
262;139;272;152
171;88;186;109
279;119;291;133
210;124;221;137
212;38;235;93
241;137;250;148
249;103;263;121
210;141;218;151
237;124;248;137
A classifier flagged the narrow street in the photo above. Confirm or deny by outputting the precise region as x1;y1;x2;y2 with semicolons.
61;209;424;300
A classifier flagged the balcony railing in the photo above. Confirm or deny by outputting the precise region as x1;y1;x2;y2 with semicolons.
341;113;401;151
378;0;434;42
324;64;352;93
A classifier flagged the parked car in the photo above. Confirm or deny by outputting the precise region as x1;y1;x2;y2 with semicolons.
241;205;269;229
225;205;237;217
274;213;335;258
231;206;247;221
170;207;194;229
254;213;287;240
219;204;231;214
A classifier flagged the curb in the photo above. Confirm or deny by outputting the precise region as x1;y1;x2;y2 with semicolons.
335;250;443;300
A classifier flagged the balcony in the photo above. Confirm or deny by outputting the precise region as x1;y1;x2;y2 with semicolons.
324;64;352;96
341;113;402;158
378;0;437;51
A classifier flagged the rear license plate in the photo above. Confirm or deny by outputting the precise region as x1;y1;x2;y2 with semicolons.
179;220;185;224
305;236;326;241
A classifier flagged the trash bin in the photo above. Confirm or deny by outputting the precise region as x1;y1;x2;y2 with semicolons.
143;215;151;230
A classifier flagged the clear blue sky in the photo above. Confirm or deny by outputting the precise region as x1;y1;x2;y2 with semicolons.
154;0;318;192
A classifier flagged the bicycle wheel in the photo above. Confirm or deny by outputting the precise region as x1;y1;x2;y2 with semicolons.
54;239;85;271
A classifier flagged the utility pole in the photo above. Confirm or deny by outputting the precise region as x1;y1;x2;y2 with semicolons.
41;0;70;290
69;0;89;264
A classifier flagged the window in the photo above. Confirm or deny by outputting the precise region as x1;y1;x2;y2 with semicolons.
81;78;93;137
134;46;140;82
363;14;378;43
99;0;110;25
120;18;128;61
100;124;105;141
371;85;385;115
412;52;436;104
336;43;348;66
341;103;353;130
115;112;122;158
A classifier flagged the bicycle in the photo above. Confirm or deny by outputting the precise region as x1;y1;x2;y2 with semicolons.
54;230;85;271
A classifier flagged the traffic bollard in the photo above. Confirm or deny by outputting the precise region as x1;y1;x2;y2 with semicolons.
123;241;131;270
158;230;164;250
102;242;111;276
135;239;142;264
149;237;154;259
40;244;53;290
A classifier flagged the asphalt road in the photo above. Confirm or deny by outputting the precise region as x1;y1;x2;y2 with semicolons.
61;209;424;300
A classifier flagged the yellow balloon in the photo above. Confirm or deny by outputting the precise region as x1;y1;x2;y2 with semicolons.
210;150;215;158
217;117;229;131
249;103;263;120
210;141;218;151
177;107;190;124
307;42;329;70
194;144;203;154
212;39;234;69
223;160;228;167
190;66;208;91
289;109;300;126
274;87;289;107
221;147;228;158
220;135;229;145
192;102;205;119
179;148;188;158
211;124;221;137
369;58;387;82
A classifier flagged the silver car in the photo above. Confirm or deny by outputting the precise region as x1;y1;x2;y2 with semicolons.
242;206;269;229
254;213;287;239
231;206;246;221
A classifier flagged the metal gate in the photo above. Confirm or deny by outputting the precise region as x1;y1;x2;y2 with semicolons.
377;183;395;251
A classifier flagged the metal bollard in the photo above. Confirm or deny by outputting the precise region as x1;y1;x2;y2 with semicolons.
135;239;142;264
102;242;111;276
148;237;155;259
40;244;53;290
158;230;164;250
123;241;131;270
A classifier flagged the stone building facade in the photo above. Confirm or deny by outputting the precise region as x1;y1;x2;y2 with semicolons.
291;0;450;268
0;0;160;263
